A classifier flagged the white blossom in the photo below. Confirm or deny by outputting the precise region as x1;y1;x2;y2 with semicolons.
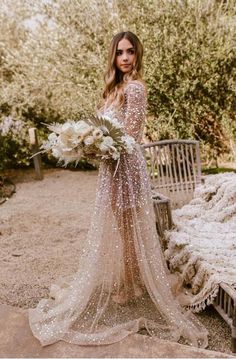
48;133;58;144
83;135;95;146
93;128;103;139
41;115;136;166
109;146;120;160
99;136;114;152
121;135;135;154
0;116;24;137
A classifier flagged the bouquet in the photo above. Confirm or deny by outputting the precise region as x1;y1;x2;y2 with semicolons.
39;115;136;167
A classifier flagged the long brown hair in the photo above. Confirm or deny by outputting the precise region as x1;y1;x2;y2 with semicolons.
101;31;144;109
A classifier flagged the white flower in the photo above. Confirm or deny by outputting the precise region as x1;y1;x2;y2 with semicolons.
74;120;91;134
47;123;70;150
121;135;135;154
48;133;58;144
109;146;120;160
103;136;114;146
0;116;24;136
52;147;63;159
58;134;73;150
42;116;134;166
61;122;86;148
84;135;95;146
93;128;103;139
111;152;120;160
99;136;114;152
0;116;13;135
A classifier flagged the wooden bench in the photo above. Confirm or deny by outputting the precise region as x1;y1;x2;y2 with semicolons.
152;193;174;251
143;139;202;208
214;283;236;352
143;140;236;353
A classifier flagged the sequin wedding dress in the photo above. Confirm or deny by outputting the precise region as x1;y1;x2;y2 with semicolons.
28;80;208;348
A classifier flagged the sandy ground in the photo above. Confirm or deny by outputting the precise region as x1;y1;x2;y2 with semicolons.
0;168;98;309
0;168;233;355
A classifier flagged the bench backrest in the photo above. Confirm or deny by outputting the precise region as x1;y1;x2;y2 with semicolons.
142;139;201;208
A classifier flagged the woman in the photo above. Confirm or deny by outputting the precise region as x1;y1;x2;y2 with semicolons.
28;31;208;348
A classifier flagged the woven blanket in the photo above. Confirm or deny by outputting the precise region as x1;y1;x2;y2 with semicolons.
164;172;236;312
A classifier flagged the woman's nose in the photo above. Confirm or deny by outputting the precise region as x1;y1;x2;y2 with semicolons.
122;52;128;61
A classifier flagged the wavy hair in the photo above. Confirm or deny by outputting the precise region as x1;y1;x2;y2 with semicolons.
101;31;144;109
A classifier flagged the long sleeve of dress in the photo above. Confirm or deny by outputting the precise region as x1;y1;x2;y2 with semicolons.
122;81;147;143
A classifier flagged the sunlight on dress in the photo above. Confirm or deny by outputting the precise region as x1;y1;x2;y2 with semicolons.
28;81;208;348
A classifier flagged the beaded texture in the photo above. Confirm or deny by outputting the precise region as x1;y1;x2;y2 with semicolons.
28;80;208;348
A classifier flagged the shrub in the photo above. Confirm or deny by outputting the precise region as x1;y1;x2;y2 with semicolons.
0;0;235;169
0;117;33;170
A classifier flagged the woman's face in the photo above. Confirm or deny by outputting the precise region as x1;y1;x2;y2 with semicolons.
115;38;135;74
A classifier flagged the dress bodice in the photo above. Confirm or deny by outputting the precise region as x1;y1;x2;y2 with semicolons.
99;80;147;144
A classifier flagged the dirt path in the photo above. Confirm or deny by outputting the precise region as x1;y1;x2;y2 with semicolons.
0;169;98;309
0;168;233;355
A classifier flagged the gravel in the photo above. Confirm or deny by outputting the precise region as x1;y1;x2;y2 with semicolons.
0;168;234;356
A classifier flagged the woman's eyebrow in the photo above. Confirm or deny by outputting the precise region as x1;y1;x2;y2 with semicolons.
116;47;134;51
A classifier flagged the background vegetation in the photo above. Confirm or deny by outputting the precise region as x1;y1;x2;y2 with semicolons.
0;0;235;170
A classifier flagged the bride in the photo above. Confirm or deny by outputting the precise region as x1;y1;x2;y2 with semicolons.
28;31;208;348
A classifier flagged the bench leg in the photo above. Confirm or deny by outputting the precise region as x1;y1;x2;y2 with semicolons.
232;308;236;353
232;341;236;353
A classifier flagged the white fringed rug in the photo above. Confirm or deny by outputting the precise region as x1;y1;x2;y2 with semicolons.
164;172;236;312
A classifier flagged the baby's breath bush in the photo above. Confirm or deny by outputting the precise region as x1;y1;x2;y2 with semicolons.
0;0;235;169
0;117;33;170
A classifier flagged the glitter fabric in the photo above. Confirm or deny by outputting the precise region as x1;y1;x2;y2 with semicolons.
28;80;208;348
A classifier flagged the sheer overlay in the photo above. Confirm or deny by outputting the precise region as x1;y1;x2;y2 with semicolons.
28;81;208;348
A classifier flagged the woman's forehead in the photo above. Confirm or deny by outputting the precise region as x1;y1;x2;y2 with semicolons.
117;38;134;50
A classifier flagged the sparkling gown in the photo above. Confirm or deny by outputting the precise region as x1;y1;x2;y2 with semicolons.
28;80;208;348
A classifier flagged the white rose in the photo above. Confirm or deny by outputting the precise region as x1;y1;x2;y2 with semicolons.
98;137;114;153
99;143;108;153
93;128;103;139
103;136;114;146
84;135;95;146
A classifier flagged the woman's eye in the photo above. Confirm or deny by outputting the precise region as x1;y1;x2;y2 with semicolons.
128;49;134;54
116;51;122;56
